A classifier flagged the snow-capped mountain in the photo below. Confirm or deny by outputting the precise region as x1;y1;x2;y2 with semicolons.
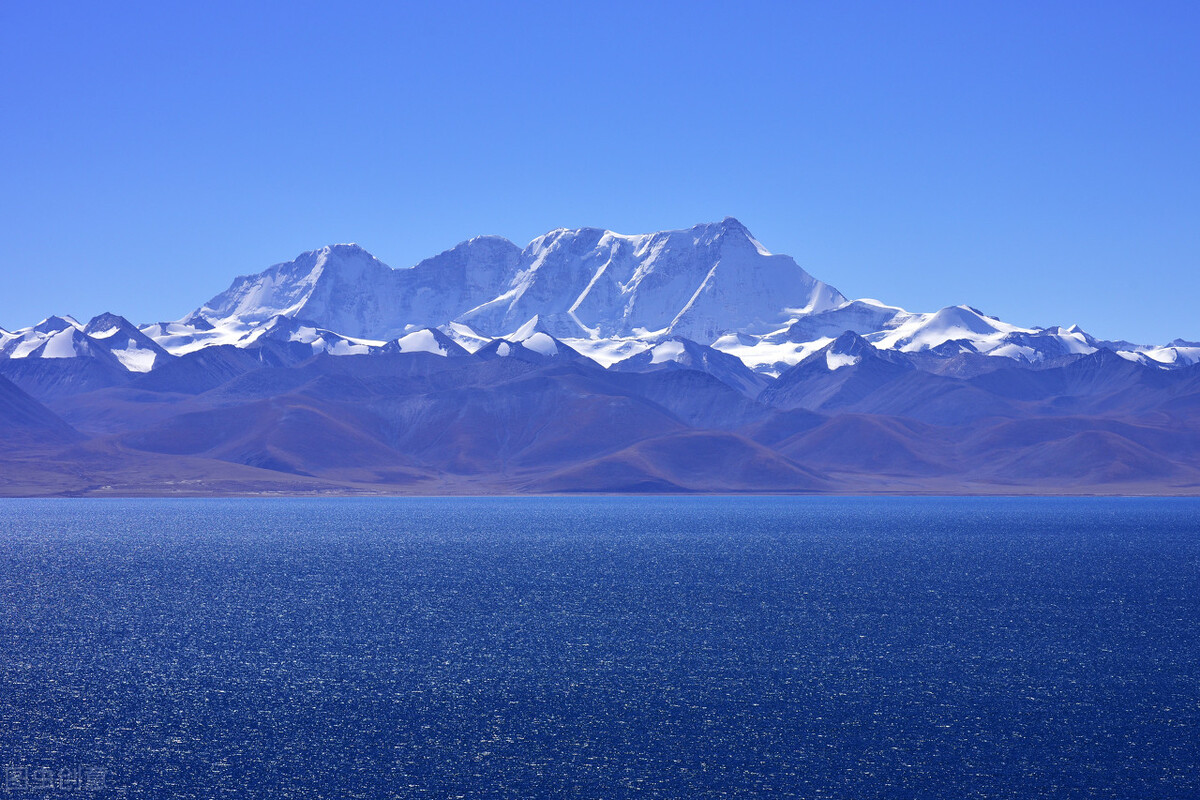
165;219;1194;376
759;331;919;412
0;313;170;372
610;337;769;396
82;313;173;371
243;315;384;357
5;219;1200;388
198;237;524;340
472;317;592;366
195;218;846;342
383;328;471;358
5;219;1200;497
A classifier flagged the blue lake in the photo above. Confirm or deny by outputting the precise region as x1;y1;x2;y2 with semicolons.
0;497;1197;798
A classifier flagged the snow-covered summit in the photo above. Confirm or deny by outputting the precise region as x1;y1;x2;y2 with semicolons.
385;327;470;358
609;335;769;395
241;314;384;356
32;315;83;335
8;220;1198;382
82;313;172;371
0;313;170;371
199;244;395;331
455;217;845;340
191;219;846;342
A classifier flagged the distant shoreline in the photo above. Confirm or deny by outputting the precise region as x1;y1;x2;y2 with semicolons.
4;488;1199;499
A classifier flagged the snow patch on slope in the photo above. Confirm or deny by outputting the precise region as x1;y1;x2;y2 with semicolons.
710;332;835;376
649;341;686;364
826;350;861;370
439;322;491;354
109;344;159;372
394;329;448;356
559;337;653;367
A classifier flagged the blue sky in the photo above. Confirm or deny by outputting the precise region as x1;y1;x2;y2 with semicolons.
2;1;1197;342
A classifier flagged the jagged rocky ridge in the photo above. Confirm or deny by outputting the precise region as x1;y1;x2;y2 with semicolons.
2;219;1200;496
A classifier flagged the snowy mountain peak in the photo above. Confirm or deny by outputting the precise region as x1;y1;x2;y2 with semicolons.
474;333;583;364
81;312;171;371
868;305;1025;353
33;315;81;334
499;318;579;359
929;305;1006;335
830;330;874;355
387;327;470;358
781;299;908;343
786;330;913;376
606;334;768;395
190;220;845;343
816;331;885;369
689;216;767;253
321;242;365;253
84;312;137;336
198;243;394;328
241;314;383;357
0;311;169;372
140;221;1197;377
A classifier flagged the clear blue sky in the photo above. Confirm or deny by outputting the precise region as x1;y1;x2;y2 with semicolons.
2;1;1197;342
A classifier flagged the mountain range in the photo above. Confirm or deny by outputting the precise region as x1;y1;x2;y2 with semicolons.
3;218;1199;496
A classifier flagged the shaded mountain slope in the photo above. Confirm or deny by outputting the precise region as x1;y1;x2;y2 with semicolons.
0;374;82;444
530;431;830;493
773;415;954;477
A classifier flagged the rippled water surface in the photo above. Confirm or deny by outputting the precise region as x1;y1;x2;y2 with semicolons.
1;497;1197;798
